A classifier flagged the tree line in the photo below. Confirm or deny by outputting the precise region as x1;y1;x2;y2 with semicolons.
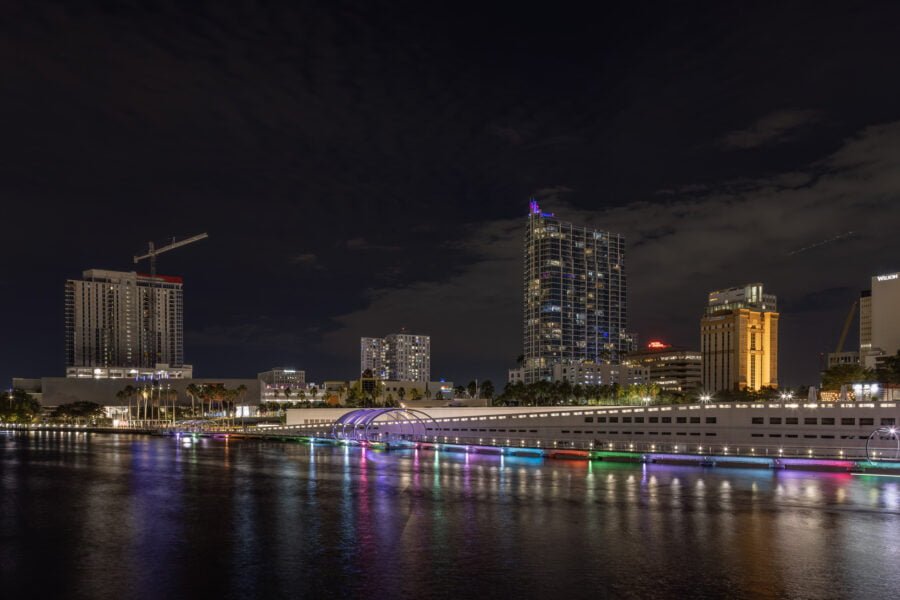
494;381;667;406
820;351;900;389
114;382;248;422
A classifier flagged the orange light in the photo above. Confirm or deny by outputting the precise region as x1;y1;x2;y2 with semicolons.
647;340;670;349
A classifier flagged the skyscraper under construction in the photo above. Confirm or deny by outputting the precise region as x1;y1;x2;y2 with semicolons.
65;269;185;371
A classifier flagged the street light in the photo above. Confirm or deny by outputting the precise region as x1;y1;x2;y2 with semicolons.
699;394;712;404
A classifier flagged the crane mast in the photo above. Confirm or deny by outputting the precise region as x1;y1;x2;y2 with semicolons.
133;233;208;367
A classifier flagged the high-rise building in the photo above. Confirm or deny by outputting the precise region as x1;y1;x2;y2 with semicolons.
65;269;184;370
861;271;900;368
360;337;387;378
700;283;778;392
625;341;703;395
522;200;627;384
359;333;430;382
384;333;430;382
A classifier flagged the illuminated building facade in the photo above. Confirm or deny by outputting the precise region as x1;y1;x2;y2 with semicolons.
258;368;307;401
65;269;184;370
522;200;627;383
360;333;430;382
625;341;702;394
700;283;778;392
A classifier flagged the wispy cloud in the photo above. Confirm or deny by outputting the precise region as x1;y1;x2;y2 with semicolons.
345;237;400;252
291;253;324;270
720;109;822;149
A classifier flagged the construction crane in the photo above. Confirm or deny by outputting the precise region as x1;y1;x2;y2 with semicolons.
134;233;208;366
834;298;859;355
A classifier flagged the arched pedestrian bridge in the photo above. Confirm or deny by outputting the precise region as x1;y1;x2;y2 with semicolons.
331;408;436;445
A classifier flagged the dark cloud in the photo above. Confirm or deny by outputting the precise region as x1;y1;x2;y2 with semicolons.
291;253;322;269
720;109;822;149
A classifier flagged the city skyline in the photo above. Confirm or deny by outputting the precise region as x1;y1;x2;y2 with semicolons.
3;3;900;389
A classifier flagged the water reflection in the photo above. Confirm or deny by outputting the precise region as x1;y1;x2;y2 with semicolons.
2;432;900;599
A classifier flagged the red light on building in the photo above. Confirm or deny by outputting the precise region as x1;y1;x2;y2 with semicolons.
647;340;670;349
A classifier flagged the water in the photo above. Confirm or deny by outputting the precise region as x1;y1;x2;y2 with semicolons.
2;432;900;600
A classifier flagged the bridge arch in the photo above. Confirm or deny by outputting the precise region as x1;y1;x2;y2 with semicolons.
331;408;435;443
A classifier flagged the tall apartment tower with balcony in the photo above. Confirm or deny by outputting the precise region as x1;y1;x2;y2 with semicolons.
521;200;627;384
700;283;778;392
64;269;185;372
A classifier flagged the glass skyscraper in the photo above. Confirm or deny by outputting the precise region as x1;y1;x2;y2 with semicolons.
522;201;627;383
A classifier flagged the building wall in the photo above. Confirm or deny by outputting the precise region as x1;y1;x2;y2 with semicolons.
625;348;702;394
871;272;900;357
827;351;860;368
701;309;778;392
701;313;737;392
33;377;260;407
508;368;525;384
550;363;648;386
258;369;307;401
384;334;430;382
360;338;387;378
523;202;627;383
361;334;431;382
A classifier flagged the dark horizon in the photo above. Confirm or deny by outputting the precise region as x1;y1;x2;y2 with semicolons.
3;2;900;389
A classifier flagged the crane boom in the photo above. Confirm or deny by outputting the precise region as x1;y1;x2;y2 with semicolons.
835;298;859;354
132;232;208;368
133;233;208;264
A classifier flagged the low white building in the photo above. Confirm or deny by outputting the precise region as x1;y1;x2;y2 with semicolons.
258;368;306;402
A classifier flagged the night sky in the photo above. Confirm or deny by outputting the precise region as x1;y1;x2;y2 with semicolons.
2;1;900;388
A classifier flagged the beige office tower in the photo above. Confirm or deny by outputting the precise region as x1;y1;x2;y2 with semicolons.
700;283;779;392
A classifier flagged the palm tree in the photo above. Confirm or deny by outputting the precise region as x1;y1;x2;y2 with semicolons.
186;383;199;417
